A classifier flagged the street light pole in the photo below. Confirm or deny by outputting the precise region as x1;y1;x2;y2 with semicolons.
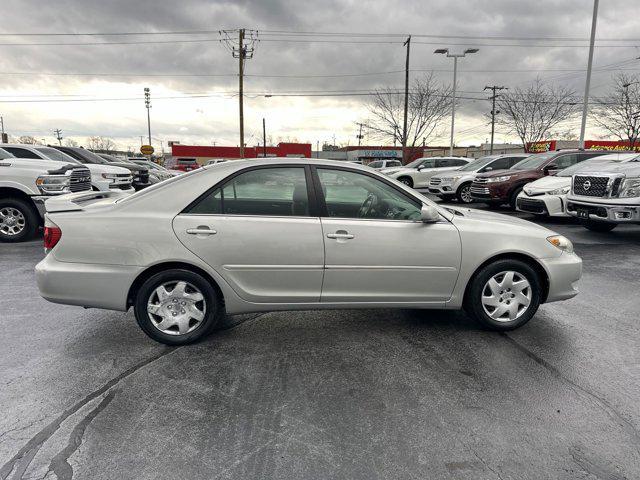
435;48;479;156
579;0;599;148
144;88;151;148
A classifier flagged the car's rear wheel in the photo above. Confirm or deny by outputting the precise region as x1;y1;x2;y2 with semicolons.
582;220;617;232
398;176;413;188
456;183;473;203
134;269;223;345
0;198;39;243
465;259;541;331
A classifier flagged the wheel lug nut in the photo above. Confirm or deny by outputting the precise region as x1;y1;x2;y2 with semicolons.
167;305;172;310
181;301;186;305
172;312;177;316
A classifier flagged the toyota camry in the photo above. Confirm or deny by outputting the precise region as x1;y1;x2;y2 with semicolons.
36;159;582;345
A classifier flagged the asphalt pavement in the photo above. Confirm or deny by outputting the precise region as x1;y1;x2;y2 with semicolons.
1;205;639;480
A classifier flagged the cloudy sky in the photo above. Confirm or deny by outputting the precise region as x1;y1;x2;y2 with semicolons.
1;0;639;152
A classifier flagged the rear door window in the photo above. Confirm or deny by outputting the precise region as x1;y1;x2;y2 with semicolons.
187;167;310;217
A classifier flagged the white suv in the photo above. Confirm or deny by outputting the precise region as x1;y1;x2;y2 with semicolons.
429;154;529;203
0;144;133;192
381;157;472;188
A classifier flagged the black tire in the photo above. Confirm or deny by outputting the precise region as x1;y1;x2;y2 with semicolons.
397;176;413;188
464;259;542;331
0;197;39;243
134;269;224;345
508;187;523;210
456;182;473;203
582;220;617;232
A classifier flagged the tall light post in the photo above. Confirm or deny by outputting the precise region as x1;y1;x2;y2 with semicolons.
434;48;479;156
579;0;599;148
144;88;152;148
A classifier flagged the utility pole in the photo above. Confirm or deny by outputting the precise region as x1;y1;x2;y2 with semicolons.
484;85;507;154
144;88;152;148
54;128;63;145
1;116;6;143
262;117;267;157
579;0;599;148
356;122;365;146
221;29;256;158
402;36;411;164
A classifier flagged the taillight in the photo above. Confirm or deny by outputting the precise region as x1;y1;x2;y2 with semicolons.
43;216;62;252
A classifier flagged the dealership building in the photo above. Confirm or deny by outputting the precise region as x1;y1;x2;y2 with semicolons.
170;142;312;165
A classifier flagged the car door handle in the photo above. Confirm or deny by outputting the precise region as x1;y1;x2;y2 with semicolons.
326;231;354;240
186;228;217;235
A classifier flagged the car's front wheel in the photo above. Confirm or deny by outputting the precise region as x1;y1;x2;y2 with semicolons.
456;183;473;203
397;176;413;188
134;269;223;345
0;198;39;243
465;259;541;331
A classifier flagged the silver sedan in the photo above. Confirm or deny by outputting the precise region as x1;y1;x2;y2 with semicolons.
36;158;582;345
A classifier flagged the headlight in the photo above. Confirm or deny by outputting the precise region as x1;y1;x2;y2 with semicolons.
101;173;118;179
618;177;640;198
547;186;570;195
487;175;512;183
547;235;574;253
36;175;70;194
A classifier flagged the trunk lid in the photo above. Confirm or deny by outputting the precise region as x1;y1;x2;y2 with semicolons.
44;190;129;213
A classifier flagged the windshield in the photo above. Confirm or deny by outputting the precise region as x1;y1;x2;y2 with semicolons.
557;154;639;176
510;152;555;170
35;147;80;164
457;156;496;172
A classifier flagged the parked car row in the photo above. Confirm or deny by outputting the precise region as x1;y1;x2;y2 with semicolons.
0;145;175;242
422;149;640;232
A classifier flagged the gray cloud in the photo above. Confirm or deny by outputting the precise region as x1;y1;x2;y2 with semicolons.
1;0;639;148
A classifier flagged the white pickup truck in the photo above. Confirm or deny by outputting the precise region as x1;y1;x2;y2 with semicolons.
566;159;640;232
0;151;92;242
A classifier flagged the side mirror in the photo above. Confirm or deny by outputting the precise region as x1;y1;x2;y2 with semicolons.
544;165;559;176
484;166;493;172
420;204;440;223
417;165;424;171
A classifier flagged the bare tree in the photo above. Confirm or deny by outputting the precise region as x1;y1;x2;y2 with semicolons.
366;73;452;150
591;73;640;149
17;135;38;144
86;136;116;152
495;78;579;146
64;138;79;147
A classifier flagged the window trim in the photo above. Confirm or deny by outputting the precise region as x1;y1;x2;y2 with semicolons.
181;163;320;218
311;165;424;223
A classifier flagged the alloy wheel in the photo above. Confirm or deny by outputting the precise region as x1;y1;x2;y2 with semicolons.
459;185;473;203
0;207;26;236
147;281;206;335
481;271;531;322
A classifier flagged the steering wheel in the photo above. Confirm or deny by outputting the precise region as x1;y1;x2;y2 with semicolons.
357;193;379;218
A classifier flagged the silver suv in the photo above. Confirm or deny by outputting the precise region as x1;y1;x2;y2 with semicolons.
429;154;529;203
566;159;640;232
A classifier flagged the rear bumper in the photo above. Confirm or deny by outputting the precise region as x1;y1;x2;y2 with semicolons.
540;253;582;303
566;198;640;223
35;254;143;311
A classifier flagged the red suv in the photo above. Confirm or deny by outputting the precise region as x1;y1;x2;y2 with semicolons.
470;150;611;208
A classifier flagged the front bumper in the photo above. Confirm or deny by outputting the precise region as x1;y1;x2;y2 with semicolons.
35;254;143;311
516;192;567;217
428;183;455;196
541;253;582;303
566;198;640;223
